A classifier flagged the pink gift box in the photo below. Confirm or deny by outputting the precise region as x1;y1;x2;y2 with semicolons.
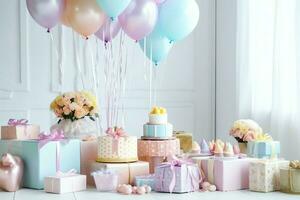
1;124;40;140
92;171;118;191
89;161;149;185
44;173;86;194
80;140;98;185
201;158;253;191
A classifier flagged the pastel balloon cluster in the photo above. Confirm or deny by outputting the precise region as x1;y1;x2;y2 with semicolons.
26;0;199;65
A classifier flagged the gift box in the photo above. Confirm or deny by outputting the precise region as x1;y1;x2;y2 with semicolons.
89;161;149;185
174;131;193;153
247;141;280;159
154;161;200;193
1;119;39;140
80;140;98;185
138;139;180;158
249;159;289;192
91;170;118;191
0;138;80;189
44;171;86;194
201;157;253;191
135;174;155;189
280;161;300;194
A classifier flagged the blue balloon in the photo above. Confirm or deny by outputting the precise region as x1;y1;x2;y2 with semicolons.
139;27;173;65
96;0;131;19
158;0;199;41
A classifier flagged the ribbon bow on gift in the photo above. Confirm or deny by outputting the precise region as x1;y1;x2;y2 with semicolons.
106;127;128;139
106;127;127;156
38;130;65;148
55;169;77;178
8;119;28;126
157;155;201;193
290;160;300;169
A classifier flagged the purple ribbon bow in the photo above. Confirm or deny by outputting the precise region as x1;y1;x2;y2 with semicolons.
8;119;28;126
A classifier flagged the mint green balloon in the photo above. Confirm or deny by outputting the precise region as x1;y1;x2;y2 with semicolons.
139;27;173;65
158;0;199;41
96;0;131;19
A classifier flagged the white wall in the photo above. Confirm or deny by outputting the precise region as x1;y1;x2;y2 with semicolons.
0;0;216;141
216;0;238;141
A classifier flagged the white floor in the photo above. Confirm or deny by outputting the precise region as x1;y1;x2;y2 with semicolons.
1;188;299;200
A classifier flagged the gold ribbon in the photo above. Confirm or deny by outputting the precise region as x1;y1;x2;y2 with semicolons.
285;161;300;193
290;160;300;169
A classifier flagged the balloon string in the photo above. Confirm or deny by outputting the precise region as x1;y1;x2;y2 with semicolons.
50;29;63;92
72;30;85;89
87;38;102;136
149;41;153;107
154;67;157;106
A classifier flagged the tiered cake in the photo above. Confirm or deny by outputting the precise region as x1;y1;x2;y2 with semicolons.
143;107;173;139
138;107;180;173
96;127;138;163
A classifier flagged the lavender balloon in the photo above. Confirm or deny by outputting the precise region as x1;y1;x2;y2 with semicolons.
26;0;65;32
154;0;166;4
95;18;121;43
119;0;158;41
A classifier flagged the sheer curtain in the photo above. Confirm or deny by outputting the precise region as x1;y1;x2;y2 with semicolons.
236;0;300;159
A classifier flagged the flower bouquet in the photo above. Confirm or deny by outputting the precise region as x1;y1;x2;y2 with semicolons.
50;91;99;138
229;119;263;153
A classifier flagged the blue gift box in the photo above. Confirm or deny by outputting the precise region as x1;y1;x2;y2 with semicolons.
135;174;155;189
143;124;173;139
247;141;280;159
0;139;80;189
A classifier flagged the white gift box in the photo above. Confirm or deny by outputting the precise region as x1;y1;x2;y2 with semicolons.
249;159;289;192
44;172;86;194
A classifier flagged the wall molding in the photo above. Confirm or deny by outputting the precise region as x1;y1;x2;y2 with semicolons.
16;0;29;91
0;90;13;100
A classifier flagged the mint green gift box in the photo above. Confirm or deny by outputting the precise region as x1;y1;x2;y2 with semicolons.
0;139;80;189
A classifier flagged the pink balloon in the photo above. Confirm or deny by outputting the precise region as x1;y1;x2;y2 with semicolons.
119;0;158;41
95;18;121;43
26;0;65;32
155;0;166;4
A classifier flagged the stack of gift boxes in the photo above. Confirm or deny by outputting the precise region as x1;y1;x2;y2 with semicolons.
135;107;202;193
0;119;84;193
1;115;300;194
137;106;180;173
86;126;150;190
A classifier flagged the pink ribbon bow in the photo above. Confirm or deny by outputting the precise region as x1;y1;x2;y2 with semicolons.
157;155;201;193
8;119;28;126
106;127;127;156
38;129;65;148
106;127;128;139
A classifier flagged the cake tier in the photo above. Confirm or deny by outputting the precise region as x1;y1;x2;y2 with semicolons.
138;138;180;157
143;123;173;139
149;114;168;124
97;135;138;163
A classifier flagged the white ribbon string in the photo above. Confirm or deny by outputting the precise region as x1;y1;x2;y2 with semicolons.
103;30;128;130
72;30;85;89
50;28;63;93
